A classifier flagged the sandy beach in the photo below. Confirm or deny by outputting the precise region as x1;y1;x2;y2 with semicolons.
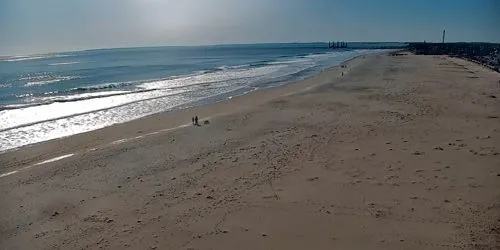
1;53;499;249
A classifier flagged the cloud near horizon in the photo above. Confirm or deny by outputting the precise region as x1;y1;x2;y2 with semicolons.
0;0;499;55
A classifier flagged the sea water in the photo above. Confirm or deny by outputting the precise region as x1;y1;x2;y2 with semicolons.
0;43;392;151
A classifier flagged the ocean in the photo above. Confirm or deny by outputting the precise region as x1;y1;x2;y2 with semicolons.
0;43;391;152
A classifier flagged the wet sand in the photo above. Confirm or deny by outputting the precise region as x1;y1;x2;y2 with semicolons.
1;53;499;249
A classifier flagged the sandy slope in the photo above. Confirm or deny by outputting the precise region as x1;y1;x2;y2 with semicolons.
1;53;499;250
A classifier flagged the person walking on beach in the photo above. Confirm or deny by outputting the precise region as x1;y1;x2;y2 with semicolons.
192;117;195;125
195;116;199;126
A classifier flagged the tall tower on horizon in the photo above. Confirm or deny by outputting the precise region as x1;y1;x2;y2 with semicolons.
442;30;446;43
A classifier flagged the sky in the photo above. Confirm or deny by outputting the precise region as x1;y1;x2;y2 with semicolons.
0;0;499;55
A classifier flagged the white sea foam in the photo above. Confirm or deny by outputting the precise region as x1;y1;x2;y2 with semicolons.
3;54;69;62
3;56;47;62
25;76;81;86
49;61;81;66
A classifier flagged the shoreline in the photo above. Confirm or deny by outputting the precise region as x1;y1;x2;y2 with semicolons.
1;47;381;155
1;53;498;249
0;53;370;172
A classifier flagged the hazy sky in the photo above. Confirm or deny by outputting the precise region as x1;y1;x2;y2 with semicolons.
1;0;499;55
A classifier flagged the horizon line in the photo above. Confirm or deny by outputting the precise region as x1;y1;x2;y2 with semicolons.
2;40;499;58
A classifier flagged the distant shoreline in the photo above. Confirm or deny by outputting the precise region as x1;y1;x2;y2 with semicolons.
0;42;408;58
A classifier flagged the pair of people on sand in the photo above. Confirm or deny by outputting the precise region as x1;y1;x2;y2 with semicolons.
192;116;199;126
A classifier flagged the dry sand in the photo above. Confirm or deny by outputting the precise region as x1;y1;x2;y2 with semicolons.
1;53;499;249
